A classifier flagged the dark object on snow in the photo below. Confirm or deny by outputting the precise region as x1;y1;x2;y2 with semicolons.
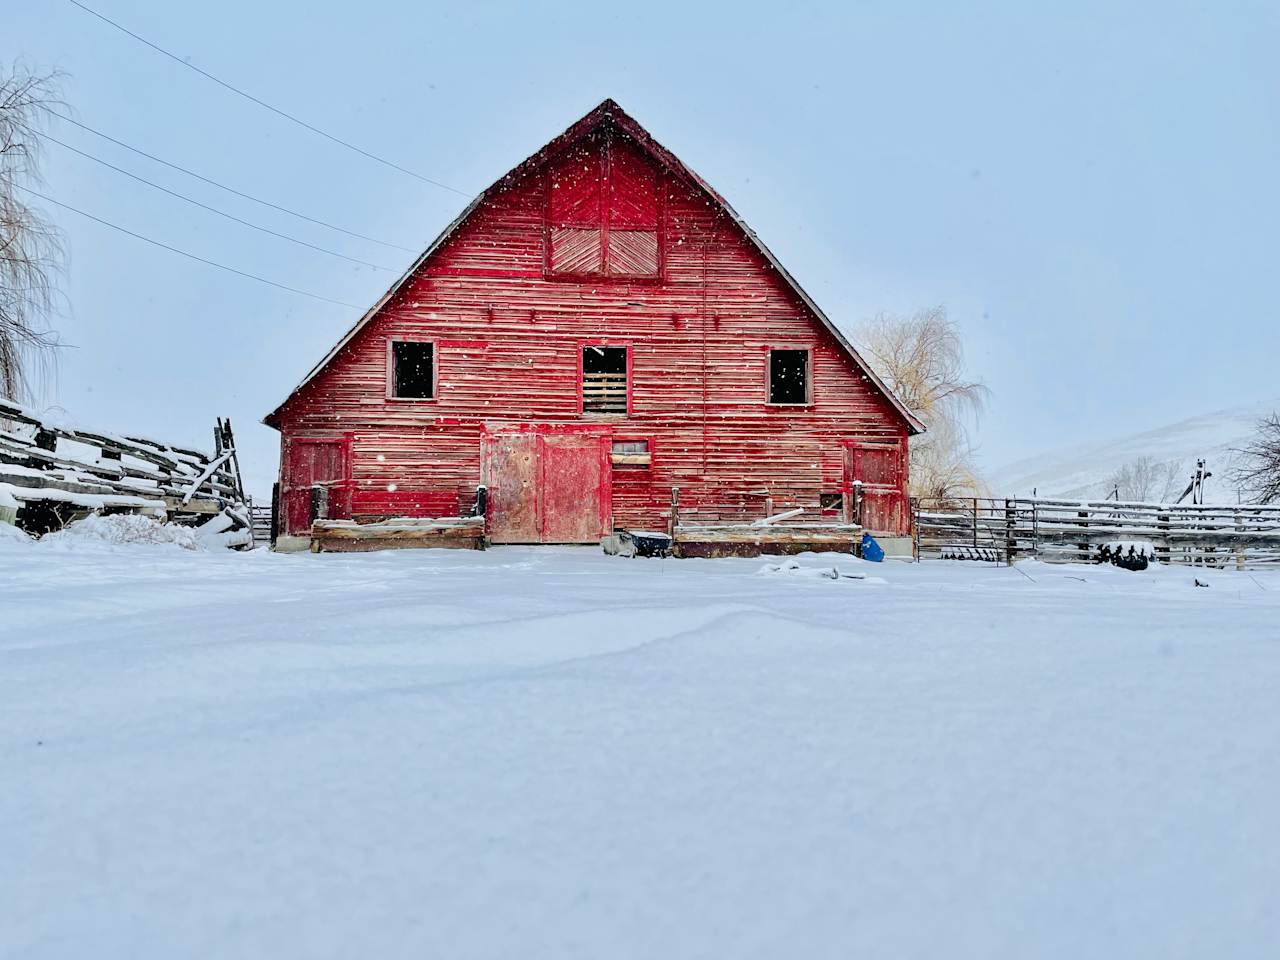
1098;542;1151;571
861;533;884;562
603;530;672;558
616;529;672;558
940;546;1001;562
1194;578;1210;588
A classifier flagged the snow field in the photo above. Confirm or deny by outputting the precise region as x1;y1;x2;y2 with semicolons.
2;539;1278;958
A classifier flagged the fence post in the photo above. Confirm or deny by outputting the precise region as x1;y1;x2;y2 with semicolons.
1005;498;1015;566
1032;501;1039;559
911;498;920;562
269;481;280;547
1157;511;1170;565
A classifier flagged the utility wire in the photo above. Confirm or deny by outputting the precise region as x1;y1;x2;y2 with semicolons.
65;0;470;197
18;185;361;309
44;110;417;253
45;131;397;272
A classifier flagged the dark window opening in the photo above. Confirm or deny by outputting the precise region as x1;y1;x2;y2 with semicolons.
582;346;628;414
392;341;434;399
611;439;650;468
820;492;844;511
769;349;810;404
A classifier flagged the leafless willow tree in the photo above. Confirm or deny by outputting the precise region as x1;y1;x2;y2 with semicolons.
1230;413;1280;503
1105;456;1181;502
1;64;64;401
854;306;990;499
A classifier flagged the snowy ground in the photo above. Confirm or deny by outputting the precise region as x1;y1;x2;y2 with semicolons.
3;537;1278;959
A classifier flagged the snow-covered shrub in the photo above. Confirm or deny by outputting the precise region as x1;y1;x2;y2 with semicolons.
44;513;201;549
0;520;32;544
0;484;19;527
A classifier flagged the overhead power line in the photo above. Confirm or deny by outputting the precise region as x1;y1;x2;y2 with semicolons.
45;131;397;272
65;0;470;197
45;110;417;254
18;185;361;309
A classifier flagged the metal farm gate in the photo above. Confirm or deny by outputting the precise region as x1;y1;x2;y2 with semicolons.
912;497;1280;570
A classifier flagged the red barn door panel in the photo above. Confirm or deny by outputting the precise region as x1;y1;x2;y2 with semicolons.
282;439;347;536
607;142;659;228
540;434;611;543
482;429;611;543
549;227;603;275
481;433;541;544
547;141;603;225
846;441;907;536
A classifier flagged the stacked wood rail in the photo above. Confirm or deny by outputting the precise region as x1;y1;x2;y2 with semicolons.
310;517;486;552
912;496;1280;569
1;395;251;544
672;522;863;558
667;486;862;557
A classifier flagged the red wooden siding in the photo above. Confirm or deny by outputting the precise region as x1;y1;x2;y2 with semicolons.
271;105;913;538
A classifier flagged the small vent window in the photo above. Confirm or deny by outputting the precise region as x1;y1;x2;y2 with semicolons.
611;439;650;468
820;492;844;511
768;349;810;405
582;346;628;415
391;341;434;399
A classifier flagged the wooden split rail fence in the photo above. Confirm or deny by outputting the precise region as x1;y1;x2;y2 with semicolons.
912;496;1280;569
1;395;253;545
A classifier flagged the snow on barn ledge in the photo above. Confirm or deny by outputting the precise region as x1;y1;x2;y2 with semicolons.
264;99;923;543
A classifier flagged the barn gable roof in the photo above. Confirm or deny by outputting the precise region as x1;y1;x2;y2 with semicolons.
265;99;924;433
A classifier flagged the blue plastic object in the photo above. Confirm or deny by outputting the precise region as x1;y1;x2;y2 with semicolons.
861;533;885;562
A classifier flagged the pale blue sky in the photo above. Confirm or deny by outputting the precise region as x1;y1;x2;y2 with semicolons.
9;0;1279;495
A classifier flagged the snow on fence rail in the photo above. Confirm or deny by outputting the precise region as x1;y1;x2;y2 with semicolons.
912;496;1280;569
0;396;252;546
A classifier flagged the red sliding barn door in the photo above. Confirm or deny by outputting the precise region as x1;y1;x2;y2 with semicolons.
281;438;348;536
540;434;610;543
482;428;612;543
846;441;908;536
482;433;541;543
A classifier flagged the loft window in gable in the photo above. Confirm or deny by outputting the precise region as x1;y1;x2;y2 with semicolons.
768;349;811;405
548;136;659;279
389;340;435;400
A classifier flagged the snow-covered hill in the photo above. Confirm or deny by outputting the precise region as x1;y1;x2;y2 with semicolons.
990;398;1280;501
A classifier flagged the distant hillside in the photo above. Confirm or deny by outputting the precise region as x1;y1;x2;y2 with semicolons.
989;399;1280;502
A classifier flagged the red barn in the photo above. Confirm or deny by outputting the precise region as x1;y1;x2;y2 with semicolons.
265;99;922;545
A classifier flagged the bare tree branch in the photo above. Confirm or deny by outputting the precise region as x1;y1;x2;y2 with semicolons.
853;306;990;499
1105;456;1182;502
1230;413;1280;504
0;63;65;401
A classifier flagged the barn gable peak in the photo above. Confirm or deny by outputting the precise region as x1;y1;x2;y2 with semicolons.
264;99;923;434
